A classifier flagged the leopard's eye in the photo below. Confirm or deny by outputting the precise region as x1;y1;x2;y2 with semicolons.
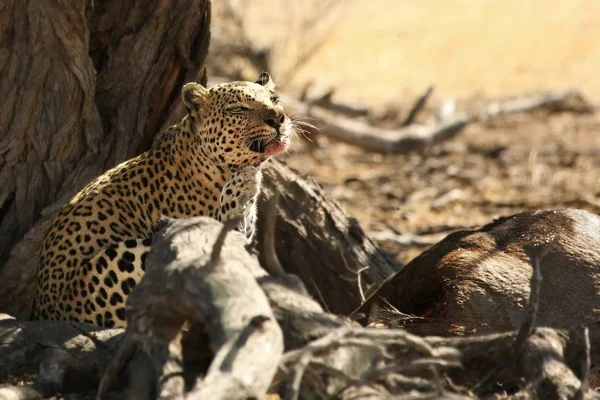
229;106;248;113
270;96;279;103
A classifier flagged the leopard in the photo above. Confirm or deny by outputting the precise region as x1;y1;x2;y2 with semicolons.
32;72;294;328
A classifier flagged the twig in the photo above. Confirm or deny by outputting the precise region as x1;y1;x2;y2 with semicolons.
309;276;331;313
474;242;550;394
339;248;369;302
263;192;286;277
402;86;434;126
484;89;595;119
356;266;369;302
284;327;352;400
210;217;242;264
513;243;547;352
575;326;591;400
281;326;460;398
359;358;460;384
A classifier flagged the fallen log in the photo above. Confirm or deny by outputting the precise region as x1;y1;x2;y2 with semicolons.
255;159;402;315
484;89;596;119
98;216;283;400
282;94;472;154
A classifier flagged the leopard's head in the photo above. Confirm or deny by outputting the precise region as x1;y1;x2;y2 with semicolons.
182;73;293;170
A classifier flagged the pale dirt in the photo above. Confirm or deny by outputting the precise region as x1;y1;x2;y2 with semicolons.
293;0;600;105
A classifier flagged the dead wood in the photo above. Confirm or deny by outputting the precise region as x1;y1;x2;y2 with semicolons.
255;159;403;315
302;85;370;118
2;293;599;399
98;216;283;400
483;89;596;119
430;328;585;399
356;209;600;337
0;316;123;398
402;86;434;126
0;0;212;320
282;94;472;154
575;326;592;400
275;323;598;399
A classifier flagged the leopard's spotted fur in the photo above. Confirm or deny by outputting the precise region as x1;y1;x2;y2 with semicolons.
32;73;292;327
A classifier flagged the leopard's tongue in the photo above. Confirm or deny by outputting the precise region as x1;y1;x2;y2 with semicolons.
264;138;287;156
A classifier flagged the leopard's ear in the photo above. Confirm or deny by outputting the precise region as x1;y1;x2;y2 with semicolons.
255;72;276;91
182;82;209;114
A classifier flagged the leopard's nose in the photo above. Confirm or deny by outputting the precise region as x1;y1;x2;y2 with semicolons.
264;114;285;133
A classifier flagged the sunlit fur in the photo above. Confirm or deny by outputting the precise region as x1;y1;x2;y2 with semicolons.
32;74;293;328
182;78;294;171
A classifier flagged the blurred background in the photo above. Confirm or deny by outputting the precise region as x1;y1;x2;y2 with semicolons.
209;0;600;262
210;0;600;102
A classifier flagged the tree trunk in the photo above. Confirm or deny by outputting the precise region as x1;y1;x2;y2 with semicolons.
0;0;211;319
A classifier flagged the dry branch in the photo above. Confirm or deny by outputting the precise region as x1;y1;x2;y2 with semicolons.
282;94;472;154
402;86;434;126
431;328;586;399
262;192;287;277
484;89;596;119
98;216;283;400
574;326;591;400
303;84;370;118
256;159;402;315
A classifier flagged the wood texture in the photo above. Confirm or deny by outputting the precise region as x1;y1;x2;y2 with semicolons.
255;159;403;315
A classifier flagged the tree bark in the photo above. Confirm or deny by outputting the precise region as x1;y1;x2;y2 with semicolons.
98;217;283;400
0;0;211;320
255;159;403;316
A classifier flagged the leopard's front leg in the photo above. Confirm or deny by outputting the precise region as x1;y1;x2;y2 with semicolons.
217;166;262;241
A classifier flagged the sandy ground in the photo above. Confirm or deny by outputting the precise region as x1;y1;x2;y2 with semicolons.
294;0;600;104
228;1;600;102
281;104;600;263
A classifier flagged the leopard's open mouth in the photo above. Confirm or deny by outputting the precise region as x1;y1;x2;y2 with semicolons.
248;137;267;153
248;134;288;156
